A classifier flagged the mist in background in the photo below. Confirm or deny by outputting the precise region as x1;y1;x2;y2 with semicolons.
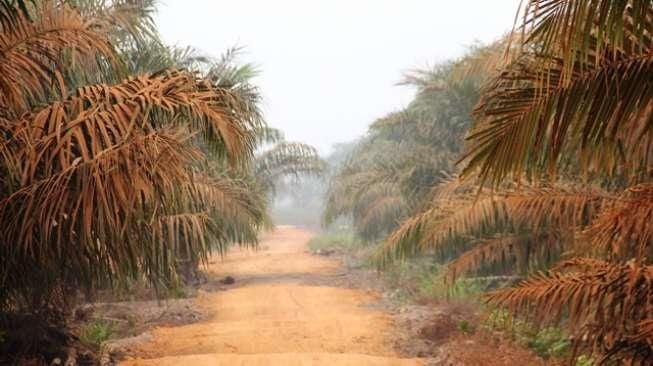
155;1;521;227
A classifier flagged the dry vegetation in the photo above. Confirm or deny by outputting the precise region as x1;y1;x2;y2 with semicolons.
323;1;653;364
0;1;323;364
2;0;653;364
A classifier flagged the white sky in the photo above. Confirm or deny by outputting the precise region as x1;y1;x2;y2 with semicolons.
156;0;521;154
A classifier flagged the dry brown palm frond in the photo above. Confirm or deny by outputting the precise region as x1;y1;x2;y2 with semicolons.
587;183;653;261
4;70;258;184
0;65;264;289
517;0;653;85
444;233;560;282
449;36;522;85
183;173;263;222
378;184;608;264
627;319;653;359
181;171;266;250
0;129;198;261
79;0;159;47
424;174;477;201
505;184;612;231
0;1;31;30
486;260;653;363
0;2;115;112
151;211;212;268
461;44;653;185
551;257;611;271
376;194;498;265
419;195;503;249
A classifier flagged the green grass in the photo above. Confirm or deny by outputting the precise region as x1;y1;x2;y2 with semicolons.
457;319;475;335
314;230;595;365
309;230;486;303
307;230;364;252
79;320;115;348
483;309;595;364
167;285;187;299
380;259;485;303
417;272;484;301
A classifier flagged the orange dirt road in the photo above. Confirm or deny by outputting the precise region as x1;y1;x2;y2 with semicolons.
121;226;422;366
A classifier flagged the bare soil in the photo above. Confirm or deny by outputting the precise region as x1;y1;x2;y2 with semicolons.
94;226;546;365
117;226;422;365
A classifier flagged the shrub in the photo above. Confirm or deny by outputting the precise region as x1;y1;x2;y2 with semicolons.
307;230;364;252
79;320;115;348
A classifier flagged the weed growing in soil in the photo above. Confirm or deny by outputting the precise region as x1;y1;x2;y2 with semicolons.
457;319;474;335
307;230;363;252
483;309;595;364
167;286;187;299
79;320;115;348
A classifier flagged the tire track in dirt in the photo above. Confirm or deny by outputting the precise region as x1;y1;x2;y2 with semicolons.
121;226;422;365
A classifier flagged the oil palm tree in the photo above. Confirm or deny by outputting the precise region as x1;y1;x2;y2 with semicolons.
324;63;479;241
328;1;653;362
467;2;653;362
0;4;324;363
379;1;653;363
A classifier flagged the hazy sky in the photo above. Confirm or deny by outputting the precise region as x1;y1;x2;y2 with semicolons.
156;1;521;154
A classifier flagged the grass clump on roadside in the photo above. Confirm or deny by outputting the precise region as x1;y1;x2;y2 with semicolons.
381;258;486;303
79;320;115;349
483;309;595;365
307;230;364;253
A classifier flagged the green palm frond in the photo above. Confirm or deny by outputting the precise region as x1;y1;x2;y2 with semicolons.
69;0;159;48
255;142;325;194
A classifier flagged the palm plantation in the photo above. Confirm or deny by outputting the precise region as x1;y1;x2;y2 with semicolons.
325;1;653;364
0;1;322;362
1;0;652;365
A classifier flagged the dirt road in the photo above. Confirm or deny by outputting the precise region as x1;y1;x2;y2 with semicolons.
121;226;422;365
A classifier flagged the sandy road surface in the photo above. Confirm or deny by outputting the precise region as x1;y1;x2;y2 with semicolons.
122;226;422;365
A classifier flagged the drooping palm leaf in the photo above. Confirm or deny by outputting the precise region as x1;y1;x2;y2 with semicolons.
486;259;653;363
587;182;653;261
0;1;115;113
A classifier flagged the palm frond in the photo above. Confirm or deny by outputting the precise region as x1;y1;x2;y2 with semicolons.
449;38;519;85
0;129;198;289
378;184;609;264
486;260;653;363
506;184;611;230
444;233;560;282
75;0;160;48
462;50;653;185
587;183;653;261
255;142;324;193
0;0;32;29
254;126;285;144
0;2;115;112
0;67;265;305
517;0;653;83
23;70;258;167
